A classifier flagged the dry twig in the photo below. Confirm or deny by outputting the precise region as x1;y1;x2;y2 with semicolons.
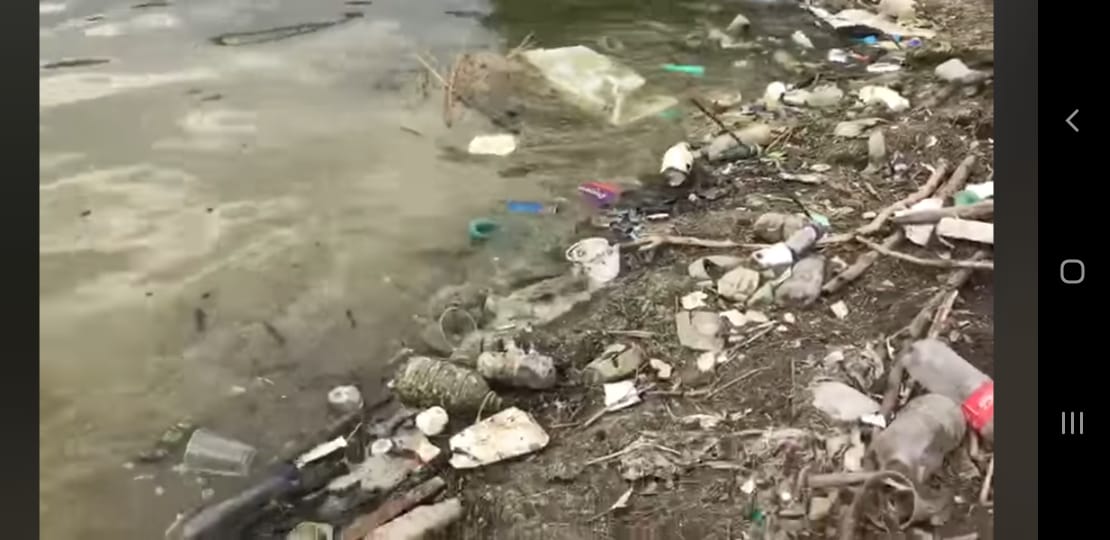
822;231;904;294
854;236;994;270
892;199;993;224
621;235;768;252
857;160;949;235
979;454;995;505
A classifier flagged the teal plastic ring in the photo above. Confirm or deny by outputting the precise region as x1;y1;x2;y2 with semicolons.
468;218;500;242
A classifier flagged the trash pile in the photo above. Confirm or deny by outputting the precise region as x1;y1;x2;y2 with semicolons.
149;0;995;537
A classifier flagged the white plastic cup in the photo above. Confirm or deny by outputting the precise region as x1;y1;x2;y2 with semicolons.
183;429;257;477
566;238;620;289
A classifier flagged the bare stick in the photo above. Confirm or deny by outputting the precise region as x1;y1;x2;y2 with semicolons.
879;362;906;422
705;366;771;400
927;289;961;339
906;252;987;338
892;199;993;224
604;330;657;338
806;471;880;489
341;477;447;540
621;235;768;252
935;155;976;200
822;231;904;294
978;455;995;505
854;236;994;270
690;97;747;149
444;54;464;127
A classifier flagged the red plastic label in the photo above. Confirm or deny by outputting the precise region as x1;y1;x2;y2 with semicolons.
961;381;994;432
577;182;621;207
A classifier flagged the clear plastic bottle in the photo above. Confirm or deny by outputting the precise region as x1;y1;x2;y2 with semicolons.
900;339;994;443
868;393;967;485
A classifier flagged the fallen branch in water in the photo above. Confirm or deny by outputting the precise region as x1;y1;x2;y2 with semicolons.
892;199;993;224
622;235;768;252
854;236;994;270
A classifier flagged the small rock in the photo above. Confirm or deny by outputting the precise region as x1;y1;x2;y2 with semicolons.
862;210;878;219
830;301;850;319
754;212;789;242
808;496;834;521
810;163;831;172
775;256;826;307
649;358;673;379
783;313;796;324
415;407;449;437
806;85;843;108
810;381;880;422
746;310;770;324
585;343;645;382
717;266;762;302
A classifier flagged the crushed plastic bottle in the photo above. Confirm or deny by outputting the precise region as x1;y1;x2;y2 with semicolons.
392;356;502;415
899;339;994;443
752;221;826;269
868;393;966;485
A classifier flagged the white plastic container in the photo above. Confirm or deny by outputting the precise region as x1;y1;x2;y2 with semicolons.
566;237;620;290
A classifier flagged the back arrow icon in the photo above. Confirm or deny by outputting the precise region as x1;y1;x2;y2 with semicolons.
1067;109;1079;132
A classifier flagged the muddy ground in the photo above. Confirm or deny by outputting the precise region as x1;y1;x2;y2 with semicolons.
437;1;996;539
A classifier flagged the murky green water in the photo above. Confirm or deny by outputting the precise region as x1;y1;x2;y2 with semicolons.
40;0;814;537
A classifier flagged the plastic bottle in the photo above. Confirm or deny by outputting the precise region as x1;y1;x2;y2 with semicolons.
660;142;695;187
899;339;994;443
392;356;502;415
753;222;826;269
868;393;967;485
180;465;299;540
